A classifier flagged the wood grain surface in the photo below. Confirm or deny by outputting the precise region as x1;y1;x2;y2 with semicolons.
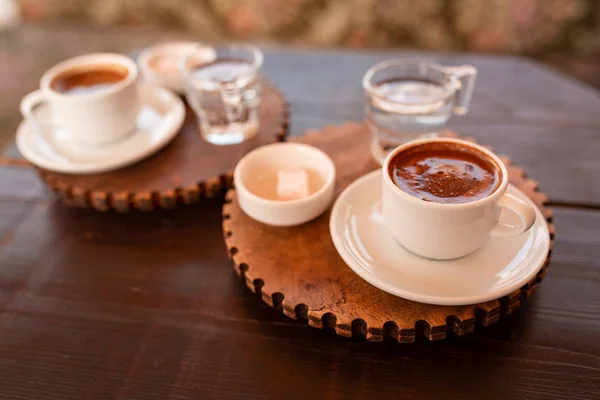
1;28;599;400
37;80;288;212
223;123;554;342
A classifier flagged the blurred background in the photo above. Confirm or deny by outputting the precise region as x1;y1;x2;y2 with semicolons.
1;0;599;147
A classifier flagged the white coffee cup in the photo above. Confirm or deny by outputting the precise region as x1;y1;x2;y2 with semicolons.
20;53;140;147
382;137;536;260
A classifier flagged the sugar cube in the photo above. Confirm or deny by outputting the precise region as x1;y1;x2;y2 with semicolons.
276;168;309;201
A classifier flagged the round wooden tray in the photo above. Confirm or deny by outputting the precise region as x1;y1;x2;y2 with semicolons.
39;79;288;212
222;123;554;342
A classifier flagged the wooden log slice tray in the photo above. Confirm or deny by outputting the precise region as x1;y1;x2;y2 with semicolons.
222;122;554;342
38;79;288;212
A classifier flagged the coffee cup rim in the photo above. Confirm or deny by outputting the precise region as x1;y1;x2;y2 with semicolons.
40;53;138;100
382;137;509;209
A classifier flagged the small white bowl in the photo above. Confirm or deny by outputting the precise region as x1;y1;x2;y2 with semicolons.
234;142;336;227
137;41;215;94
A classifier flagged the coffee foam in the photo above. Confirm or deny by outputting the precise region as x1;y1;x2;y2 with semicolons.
389;142;502;204
50;64;129;95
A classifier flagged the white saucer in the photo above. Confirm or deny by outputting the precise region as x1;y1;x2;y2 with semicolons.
329;170;550;306
16;84;185;174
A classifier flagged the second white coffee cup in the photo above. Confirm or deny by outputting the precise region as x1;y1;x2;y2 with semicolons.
381;137;536;260
20;53;140;147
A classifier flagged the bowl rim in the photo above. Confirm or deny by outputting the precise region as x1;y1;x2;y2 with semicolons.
138;41;215;77
233;142;336;207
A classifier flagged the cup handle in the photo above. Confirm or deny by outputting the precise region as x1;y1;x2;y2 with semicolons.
490;193;537;238
19;90;71;163
443;65;477;115
20;90;48;120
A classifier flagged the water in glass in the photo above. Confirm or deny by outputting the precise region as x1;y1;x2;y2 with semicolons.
183;45;262;145
363;60;477;164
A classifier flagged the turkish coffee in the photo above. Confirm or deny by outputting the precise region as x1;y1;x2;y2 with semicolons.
389;141;501;204
51;65;128;95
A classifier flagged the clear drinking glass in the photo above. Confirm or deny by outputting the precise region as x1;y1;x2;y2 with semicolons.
363;60;477;164
181;44;263;145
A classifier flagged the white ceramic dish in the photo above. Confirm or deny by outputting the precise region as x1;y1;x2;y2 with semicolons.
16;84;185;174
329;169;550;306
138;41;215;94
20;53;140;147
381;137;536;260
234;142;336;226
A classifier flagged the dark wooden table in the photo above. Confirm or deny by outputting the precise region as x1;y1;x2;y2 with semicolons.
1;27;599;400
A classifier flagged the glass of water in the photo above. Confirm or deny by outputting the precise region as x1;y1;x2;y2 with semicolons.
363;59;477;163
182;44;263;145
